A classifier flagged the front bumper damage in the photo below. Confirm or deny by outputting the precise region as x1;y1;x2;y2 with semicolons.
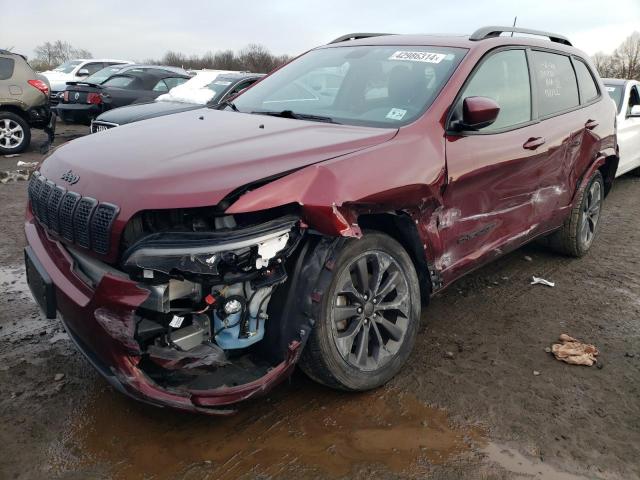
25;212;328;414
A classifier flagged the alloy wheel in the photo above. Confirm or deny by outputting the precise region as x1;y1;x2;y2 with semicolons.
330;250;410;371
0;119;25;149
580;180;602;248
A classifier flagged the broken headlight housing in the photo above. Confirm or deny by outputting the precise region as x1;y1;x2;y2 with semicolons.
122;216;301;281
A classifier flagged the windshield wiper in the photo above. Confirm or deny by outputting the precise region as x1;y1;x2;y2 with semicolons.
251;110;340;124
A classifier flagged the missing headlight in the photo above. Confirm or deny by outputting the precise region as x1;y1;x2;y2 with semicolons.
122;215;301;281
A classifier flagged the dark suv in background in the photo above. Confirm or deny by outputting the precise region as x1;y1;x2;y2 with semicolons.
0;49;53;154
25;26;617;414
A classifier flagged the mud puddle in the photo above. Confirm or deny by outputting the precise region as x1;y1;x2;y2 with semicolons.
48;380;484;479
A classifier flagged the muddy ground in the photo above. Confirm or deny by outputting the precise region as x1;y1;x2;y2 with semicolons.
0;123;638;480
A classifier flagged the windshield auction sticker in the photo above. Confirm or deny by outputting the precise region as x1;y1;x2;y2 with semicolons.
389;51;446;63
386;108;407;120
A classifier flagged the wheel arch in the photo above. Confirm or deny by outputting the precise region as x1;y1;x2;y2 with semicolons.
357;212;432;306
598;154;619;197
0;104;29;123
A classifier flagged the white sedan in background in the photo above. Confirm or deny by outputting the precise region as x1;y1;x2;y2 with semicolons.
40;58;133;99
604;78;640;177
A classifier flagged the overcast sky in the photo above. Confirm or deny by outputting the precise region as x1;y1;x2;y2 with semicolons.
1;0;638;61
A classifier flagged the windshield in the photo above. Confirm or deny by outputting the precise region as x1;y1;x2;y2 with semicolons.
206;79;236;102
84;65;127;84
604;84;624;113
53;60;82;73
232;45;466;127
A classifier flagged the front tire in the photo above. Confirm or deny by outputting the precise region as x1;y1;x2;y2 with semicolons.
548;170;604;257
299;233;421;391
0;112;30;154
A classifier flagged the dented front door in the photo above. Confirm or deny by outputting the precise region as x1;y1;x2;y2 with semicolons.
441;123;563;283
438;48;567;284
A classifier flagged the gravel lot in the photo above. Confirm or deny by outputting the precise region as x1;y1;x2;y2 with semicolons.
0;124;638;480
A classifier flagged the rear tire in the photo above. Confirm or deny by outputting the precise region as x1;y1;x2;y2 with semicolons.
299;233;421;391
0;112;30;154
548;170;604;257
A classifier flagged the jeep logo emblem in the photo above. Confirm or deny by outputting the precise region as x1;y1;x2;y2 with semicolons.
61;170;80;185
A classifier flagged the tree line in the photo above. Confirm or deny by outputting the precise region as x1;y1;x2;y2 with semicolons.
146;44;292;73
591;32;640;80
26;41;291;74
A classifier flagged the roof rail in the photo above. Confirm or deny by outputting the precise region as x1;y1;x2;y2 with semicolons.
469;26;572;46
0;49;27;60
329;33;394;44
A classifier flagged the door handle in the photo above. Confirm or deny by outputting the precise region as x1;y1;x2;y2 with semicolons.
523;137;546;150
585;119;599;130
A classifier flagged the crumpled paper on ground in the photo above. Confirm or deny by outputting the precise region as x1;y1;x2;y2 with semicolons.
551;333;599;366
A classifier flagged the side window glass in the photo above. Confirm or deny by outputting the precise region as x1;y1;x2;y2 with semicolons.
574;59;599;103
152;80;169;93
458;49;531;132
164;77;187;89
629;86;640;115
102;75;135;88
0;58;15;80
530;51;579;117
84;62;105;75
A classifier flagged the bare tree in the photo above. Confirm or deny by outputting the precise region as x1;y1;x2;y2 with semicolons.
592;51;618;78
614;32;640;79
31;40;92;71
238;44;279;73
213;50;241;70
592;32;640;80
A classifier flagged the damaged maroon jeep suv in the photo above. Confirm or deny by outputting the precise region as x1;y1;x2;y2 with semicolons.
25;27;617;413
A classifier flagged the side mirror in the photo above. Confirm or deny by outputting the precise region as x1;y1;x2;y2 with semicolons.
458;96;501;131
630;105;640;117
77;68;90;77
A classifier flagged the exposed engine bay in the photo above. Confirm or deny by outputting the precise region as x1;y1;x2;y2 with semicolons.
112;211;305;390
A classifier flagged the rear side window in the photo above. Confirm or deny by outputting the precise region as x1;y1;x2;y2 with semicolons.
152;79;170;93
457;49;531;132
102;75;137;88
164;77;187;89
574;59;599;103
0;58;15;80
530;51;579;117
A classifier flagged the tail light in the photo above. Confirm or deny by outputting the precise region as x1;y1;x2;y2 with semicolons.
27;79;49;97
63;91;69;102
87;92;102;105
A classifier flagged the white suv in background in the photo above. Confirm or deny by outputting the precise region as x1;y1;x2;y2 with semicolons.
604;78;640;177
40;59;133;100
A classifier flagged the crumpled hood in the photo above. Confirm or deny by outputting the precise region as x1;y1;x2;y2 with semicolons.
40;109;397;219
96;101;202;126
